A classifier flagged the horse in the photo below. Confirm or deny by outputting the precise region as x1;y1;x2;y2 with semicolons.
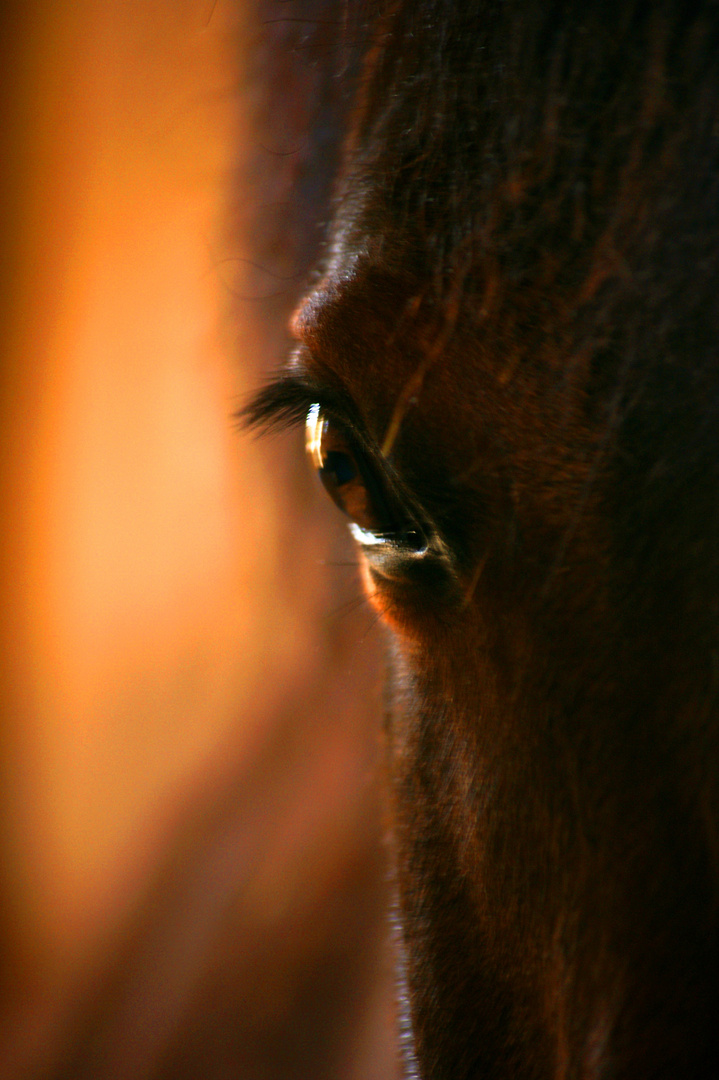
246;1;719;1076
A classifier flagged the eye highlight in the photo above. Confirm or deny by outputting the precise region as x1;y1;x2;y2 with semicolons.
305;403;425;550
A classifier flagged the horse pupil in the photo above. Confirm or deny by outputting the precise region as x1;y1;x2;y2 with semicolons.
321;450;356;487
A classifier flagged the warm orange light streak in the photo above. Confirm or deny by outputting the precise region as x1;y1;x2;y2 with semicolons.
1;0;296;975
0;6;393;1078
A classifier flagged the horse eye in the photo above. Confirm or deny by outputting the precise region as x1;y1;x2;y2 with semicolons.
305;403;387;535
305;403;424;549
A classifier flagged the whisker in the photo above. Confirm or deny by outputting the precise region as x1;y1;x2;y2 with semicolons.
324;593;370;625
357;607;384;645
461;550;489;610
315;560;362;568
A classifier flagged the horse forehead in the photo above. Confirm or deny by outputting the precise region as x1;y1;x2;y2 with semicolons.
293;232;429;377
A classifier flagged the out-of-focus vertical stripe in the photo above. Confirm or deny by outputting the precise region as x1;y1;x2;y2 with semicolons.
0;0;286;986
0;4;395;1077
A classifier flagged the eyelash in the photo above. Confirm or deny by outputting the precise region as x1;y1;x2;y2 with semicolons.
240;374;328;435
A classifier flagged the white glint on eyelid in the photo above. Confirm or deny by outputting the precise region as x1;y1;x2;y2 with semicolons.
305;403;324;470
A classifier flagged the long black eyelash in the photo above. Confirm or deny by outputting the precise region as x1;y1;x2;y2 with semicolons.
239;374;322;434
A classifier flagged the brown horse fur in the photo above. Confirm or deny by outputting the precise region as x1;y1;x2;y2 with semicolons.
248;2;719;1076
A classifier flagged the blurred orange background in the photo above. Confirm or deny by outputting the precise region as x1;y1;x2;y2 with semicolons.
0;2;396;1076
